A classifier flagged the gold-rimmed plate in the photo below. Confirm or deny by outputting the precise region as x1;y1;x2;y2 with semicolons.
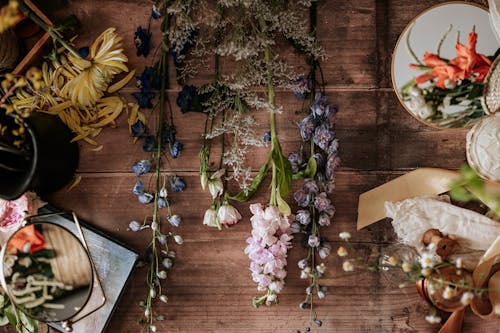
392;2;499;129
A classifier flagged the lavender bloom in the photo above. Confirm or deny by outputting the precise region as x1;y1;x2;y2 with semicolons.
313;123;334;151
292;76;312;100
326;153;341;180
318;212;331;227
290;222;301;234
303;179;319;195
151;4;162;19
288;152;303;173
168;214;181;227
313;153;325;171
133;91;155;108
170;141;183;159
327;138;339;155
134;26;151;57
325;104;338;128
133;180;145;195
143;135;156;152
319;243;332;259
170;176;186;192
295;210;311;225
138;193;154;204
176;85;197;113
308;235;320;247
132;120;146;137
299;115;316;142
158;197;170;208
311;93;328;116
133;160;151;176
314;192;333;212
294;189;311;208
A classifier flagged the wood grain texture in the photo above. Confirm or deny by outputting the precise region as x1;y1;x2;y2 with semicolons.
11;0;497;332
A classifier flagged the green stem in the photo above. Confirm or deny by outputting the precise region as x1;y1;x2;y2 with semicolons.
259;16;278;207
17;0;82;59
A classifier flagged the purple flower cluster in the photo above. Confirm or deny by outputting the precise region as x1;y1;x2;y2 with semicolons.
290;92;339;322
244;203;293;307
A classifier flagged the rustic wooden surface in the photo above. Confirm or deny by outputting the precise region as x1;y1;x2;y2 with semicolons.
18;0;499;332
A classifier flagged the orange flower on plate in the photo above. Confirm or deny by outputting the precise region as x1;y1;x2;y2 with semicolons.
450;31;492;82
7;224;45;254
410;30;492;89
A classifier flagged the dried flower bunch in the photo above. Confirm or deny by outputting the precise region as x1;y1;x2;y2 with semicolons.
401;27;497;127
128;1;188;332
0;1;136;149
337;230;498;326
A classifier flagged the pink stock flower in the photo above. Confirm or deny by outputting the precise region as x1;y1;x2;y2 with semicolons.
245;203;293;306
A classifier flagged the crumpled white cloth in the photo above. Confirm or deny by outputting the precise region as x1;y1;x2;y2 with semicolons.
385;196;500;255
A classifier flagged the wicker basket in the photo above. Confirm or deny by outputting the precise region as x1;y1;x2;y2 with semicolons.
0;29;19;72
482;55;500;115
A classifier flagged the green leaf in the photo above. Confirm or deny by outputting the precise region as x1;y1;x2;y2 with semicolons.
228;161;269;202
276;189;291;216
271;139;292;198
449;186;474;202
292;156;317;180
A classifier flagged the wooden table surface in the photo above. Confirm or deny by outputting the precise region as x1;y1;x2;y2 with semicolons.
28;0;498;332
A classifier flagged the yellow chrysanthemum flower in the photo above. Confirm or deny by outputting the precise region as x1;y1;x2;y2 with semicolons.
0;0;22;34
62;28;129;107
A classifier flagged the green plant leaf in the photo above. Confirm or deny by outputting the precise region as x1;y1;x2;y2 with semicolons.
276;189;291;216
228;161;269;202
271;139;292;198
450;186;474;202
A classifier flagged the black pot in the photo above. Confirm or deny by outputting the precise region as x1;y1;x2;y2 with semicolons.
0;113;79;200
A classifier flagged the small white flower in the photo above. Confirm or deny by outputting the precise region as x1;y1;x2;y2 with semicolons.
442;286;456;300
162;258;173;269
150;325;157;332
460;291;474;305
406;94;426;112
421;268;432;277
342;261;354;272
159;295;168;303
317;290;326;299
339;232;351;240
150;289;156;298
300;267;311;279
208;169;225;199
427;282;437;295
144;308;150;317
419;252;438;269
319;244;331;259
157;270;167;279
203;207;219;228
494;303;500;315
416;102;435;120
316;263;326;275
402;262;412;273
174;235;184;244
129;220;142;232
168;214;182;227
217;203;242;226
455;258;463;269
298;259;309;269
387;256;398;266
425;314;441;324
337;246;348;257
159;187;168;198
